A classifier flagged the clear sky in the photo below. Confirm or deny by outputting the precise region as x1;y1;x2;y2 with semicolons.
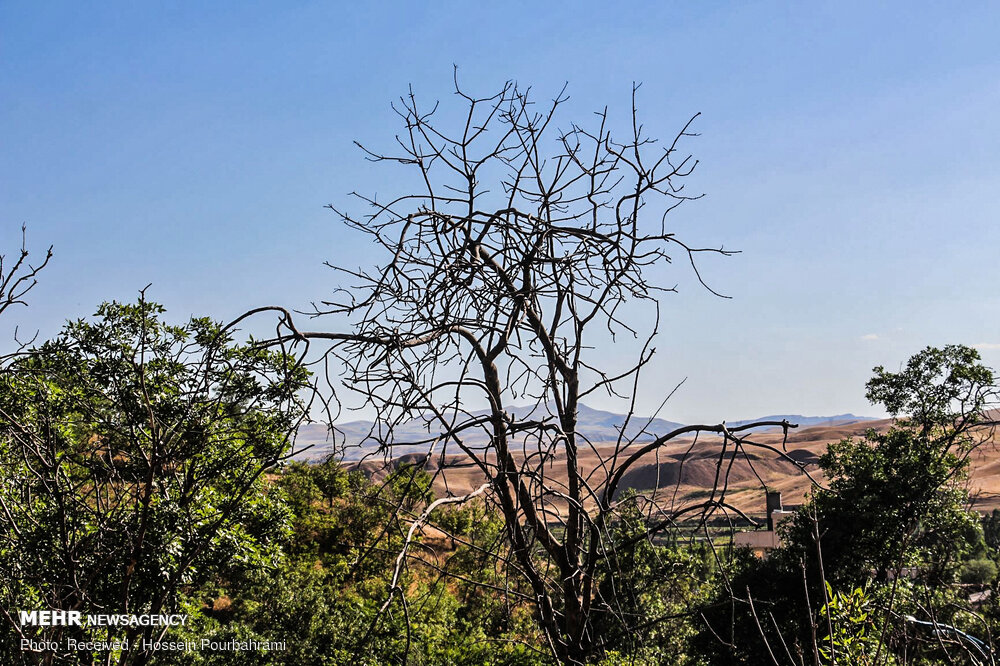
2;2;999;423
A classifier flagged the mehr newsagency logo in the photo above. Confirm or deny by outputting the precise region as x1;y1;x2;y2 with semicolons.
19;610;187;627
17;610;286;653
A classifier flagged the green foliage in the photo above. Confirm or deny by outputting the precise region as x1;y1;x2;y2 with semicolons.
983;508;1000;552
277;460;324;516
866;344;994;431
0;300;310;665
6;312;995;666
784;345;993;587
778;346;995;662
154;460;546;665
787;427;979;585
430;501;479;537
694;548;812;665
959;558;997;585
386;462;434;513
817;584;893;666
313;456;350;506
590;494;714;665
698;345;997;665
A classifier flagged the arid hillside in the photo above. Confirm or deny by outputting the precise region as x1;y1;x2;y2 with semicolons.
347;417;1000;516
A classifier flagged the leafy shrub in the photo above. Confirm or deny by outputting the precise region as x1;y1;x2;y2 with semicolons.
959;558;997;585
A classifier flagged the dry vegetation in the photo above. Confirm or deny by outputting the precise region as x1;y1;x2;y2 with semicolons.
354;417;1000;517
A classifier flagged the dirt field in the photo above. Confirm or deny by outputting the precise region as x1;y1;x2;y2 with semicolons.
355;417;1000;516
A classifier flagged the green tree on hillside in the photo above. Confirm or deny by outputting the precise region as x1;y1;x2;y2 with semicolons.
700;345;997;665
0;298;310;665
154;459;546;666
788;345;994;587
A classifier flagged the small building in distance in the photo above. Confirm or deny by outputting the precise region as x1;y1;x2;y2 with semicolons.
733;491;797;558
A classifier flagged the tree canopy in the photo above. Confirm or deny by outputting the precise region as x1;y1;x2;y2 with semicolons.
701;345;999;666
0;298;310;665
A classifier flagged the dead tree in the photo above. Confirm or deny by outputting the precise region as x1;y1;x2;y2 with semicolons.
0;226;51;328
258;77;801;664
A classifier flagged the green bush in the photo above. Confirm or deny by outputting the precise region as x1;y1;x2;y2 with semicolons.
959;558;997;585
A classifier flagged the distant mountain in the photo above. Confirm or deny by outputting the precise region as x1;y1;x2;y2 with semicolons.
288;406;877;462
565;403;685;443
724;414;878;431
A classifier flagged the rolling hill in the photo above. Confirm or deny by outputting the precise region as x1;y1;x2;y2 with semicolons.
288;405;878;462
290;409;1000;516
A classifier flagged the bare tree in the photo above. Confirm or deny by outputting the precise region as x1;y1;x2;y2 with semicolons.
256;77;803;664
0;226;51;327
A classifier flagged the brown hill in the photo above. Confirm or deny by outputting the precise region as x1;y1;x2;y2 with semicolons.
353;417;1000;516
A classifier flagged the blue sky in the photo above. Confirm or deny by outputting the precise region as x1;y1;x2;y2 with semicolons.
2;2;999;422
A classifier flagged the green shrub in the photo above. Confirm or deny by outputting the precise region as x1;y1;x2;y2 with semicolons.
959;558;997;585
